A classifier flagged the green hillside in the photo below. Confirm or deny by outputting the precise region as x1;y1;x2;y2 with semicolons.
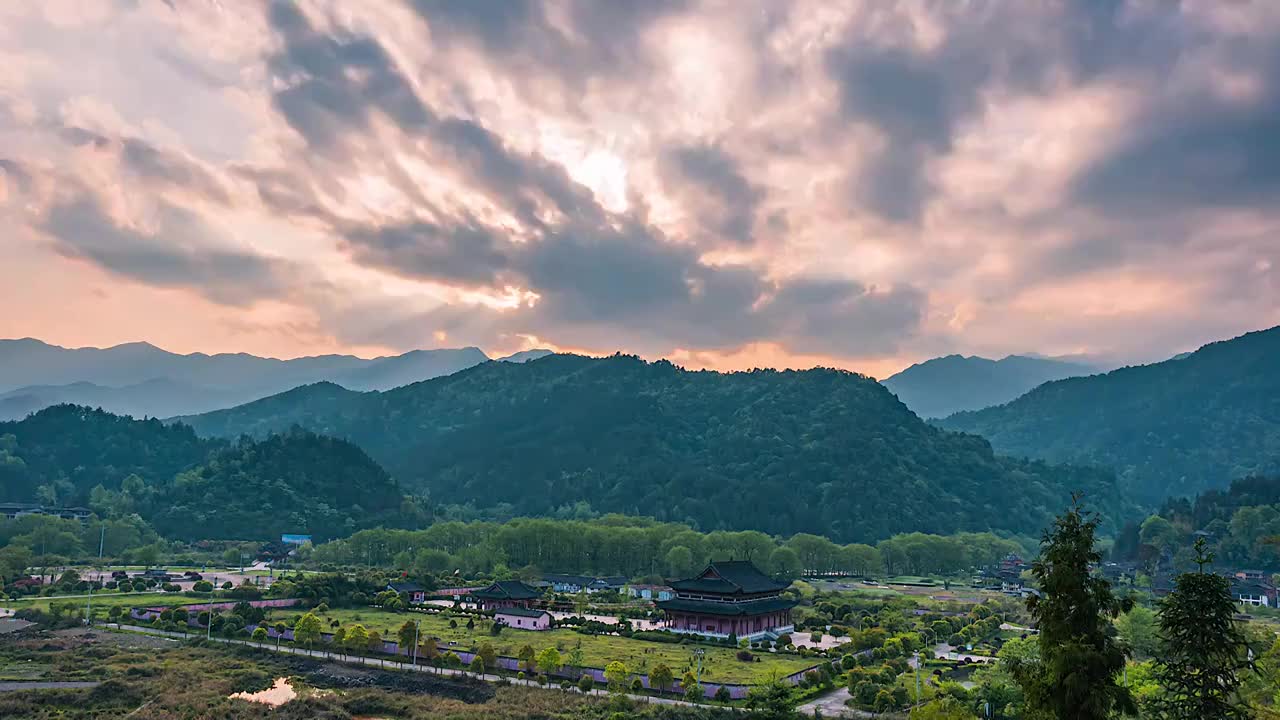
938;326;1280;502
184;353;1125;542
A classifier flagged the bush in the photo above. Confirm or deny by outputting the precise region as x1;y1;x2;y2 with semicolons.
735;649;753;662
714;685;732;703
578;674;595;693
192;581;213;593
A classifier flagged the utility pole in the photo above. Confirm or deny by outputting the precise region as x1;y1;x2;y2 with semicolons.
98;525;105;561
412;620;420;669
913;651;921;707
84;584;93;626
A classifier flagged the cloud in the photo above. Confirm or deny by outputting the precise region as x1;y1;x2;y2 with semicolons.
2;0;1279;371
40;195;295;307
660;142;763;244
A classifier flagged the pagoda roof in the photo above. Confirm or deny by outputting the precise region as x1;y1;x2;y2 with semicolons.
669;560;789;595
656;595;797;616
472;580;542;600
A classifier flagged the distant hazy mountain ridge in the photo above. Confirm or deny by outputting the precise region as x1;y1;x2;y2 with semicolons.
881;354;1100;418
0;338;553;420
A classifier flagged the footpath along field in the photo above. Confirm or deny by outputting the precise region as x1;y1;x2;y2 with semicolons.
270;605;817;686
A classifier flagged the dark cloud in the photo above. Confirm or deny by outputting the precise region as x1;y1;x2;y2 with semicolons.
1071;64;1280;213
342;217;512;287
406;0;687;89
661;142;764;244
826;35;988;223
266;0;431;149
763;278;925;356
41;195;294;306
120;138;230;204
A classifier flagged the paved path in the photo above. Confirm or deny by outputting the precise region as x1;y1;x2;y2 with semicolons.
796;687;874;718
114;624;732;710
0;681;101;692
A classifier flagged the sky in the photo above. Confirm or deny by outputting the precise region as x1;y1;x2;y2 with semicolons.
1;0;1277;379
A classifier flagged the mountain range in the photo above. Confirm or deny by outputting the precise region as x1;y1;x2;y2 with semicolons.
178;353;1126;542
937;326;1280;503
0;339;551;420
881;354;1102;418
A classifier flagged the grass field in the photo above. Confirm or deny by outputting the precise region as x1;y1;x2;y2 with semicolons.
2;592;204;614
270;606;817;685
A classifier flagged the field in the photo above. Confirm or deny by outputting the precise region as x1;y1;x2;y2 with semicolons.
2;592;207;615
273;606;818;685
0;628;741;720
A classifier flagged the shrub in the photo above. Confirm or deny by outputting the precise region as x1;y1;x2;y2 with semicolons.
735;649;753;662
715;685;732;703
578;674;595;693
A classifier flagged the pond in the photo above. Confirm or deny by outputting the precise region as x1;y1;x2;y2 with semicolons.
229;677;297;706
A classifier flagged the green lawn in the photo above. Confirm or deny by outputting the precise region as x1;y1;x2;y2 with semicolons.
272;606;818;685
3;592;200;613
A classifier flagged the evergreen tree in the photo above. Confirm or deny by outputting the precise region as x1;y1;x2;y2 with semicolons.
1017;495;1134;719
1153;538;1253;719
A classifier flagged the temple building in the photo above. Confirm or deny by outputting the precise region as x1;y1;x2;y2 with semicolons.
657;560;796;640
472;580;542;611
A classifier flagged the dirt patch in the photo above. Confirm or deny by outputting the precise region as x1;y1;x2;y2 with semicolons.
0;620;33;635
271;656;495;703
49;627;181;650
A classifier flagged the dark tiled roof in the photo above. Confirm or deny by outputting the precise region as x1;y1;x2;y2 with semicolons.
656;596;797;616
473;580;542;600
388;581;425;593
669;561;789;595
495;607;552;619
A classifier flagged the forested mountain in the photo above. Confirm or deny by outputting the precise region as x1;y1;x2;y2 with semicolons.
1114;475;1280;571
0;338;495;418
881;354;1100;418
938;326;1280;503
0;405;216;505
0;406;418;540
147;430;413;541
184;353;1126;542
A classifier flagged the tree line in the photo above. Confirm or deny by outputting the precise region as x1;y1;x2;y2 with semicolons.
306;516;1029;581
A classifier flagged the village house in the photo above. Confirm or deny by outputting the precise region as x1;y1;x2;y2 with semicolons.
387;581;427;604
657;560;796;641
472;580;542;611
626;583;674;601
494;607;553;630
1232;578;1278;607
541;574;626;594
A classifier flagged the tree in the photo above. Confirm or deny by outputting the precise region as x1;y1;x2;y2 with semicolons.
768;546;803;580
518;644;537;674
1153;538;1253;719
397;620;417;654
714;684;732;703
1018;496;1133;720
911;697;977;719
577;673;595;693
293;612;322;649
650;663;674;695
251;626;268;643
1115;606;1159;659
476;642;497;671
344;624;369;655
469;656;485;674
666;545;694;577
536;647;562;677
604;660;629;693
565;640;585;678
